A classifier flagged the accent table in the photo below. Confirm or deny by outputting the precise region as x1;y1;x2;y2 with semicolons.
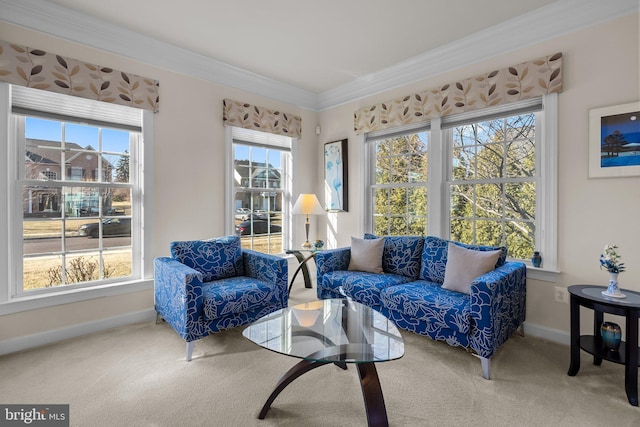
243;298;404;427
567;284;640;406
285;249;320;292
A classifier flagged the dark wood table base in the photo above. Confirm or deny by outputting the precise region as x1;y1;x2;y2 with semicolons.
286;250;316;293
258;358;389;427
244;300;403;426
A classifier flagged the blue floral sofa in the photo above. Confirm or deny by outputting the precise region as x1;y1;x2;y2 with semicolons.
154;235;288;361
315;235;526;379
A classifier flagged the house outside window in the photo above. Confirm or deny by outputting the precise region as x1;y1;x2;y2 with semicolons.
0;84;152;304
365;95;557;270
230;127;292;254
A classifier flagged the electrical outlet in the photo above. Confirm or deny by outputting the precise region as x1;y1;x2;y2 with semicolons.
554;286;569;304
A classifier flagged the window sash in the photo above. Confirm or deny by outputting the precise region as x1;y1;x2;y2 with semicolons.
229;126;292;254
13;111;140;296
367;130;429;236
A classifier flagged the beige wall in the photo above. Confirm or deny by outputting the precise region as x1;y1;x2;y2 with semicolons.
316;14;640;336
0;21;319;343
1;13;639;348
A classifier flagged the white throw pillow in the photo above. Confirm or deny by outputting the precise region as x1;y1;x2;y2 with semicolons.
442;242;502;294
348;237;385;274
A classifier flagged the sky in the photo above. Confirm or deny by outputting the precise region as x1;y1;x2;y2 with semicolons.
234;143;281;167
600;111;640;143
26;117;131;153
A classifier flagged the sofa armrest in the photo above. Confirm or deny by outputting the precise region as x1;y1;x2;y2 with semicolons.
242;250;289;306
468;261;527;358
154;257;205;341
316;247;351;276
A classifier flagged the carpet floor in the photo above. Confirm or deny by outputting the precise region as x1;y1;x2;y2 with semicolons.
1;286;638;426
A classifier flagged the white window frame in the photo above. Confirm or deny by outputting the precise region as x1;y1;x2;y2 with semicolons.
0;83;154;315
365;123;430;236
364;94;558;282
224;127;294;251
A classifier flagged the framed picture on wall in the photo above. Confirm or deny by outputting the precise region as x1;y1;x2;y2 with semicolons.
324;139;348;211
588;101;640;178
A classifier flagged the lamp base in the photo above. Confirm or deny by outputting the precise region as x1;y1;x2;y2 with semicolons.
301;241;312;249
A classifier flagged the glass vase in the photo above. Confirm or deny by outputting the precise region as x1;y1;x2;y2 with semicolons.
531;251;542;268
600;321;622;351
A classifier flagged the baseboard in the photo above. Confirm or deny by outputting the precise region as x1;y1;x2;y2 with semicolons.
0;308;156;356
522;321;570;346
0;310;569;357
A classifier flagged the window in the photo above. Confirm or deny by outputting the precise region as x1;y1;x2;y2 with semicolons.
448;112;537;259
367;127;429;236
365;95;557;273
0;83;153;307
228;127;292;254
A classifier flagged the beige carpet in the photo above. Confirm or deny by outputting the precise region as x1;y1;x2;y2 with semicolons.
1;286;638;426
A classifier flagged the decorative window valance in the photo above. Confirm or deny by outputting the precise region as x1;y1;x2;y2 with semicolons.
354;53;562;134
223;99;302;139
0;40;159;112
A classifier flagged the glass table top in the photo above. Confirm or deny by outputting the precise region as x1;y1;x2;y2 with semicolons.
243;299;404;363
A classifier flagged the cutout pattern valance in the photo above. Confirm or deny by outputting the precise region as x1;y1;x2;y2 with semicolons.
223;99;302;139
0;40;159;112
354;53;562;134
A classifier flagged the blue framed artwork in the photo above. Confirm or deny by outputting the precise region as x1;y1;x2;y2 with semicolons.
324;139;348;211
589;101;640;178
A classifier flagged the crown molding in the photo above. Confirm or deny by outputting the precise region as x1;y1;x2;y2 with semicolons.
1;0;638;112
0;0;319;110
317;0;640;110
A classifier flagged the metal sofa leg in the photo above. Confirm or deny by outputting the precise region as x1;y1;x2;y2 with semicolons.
480;356;491;380
186;341;195;361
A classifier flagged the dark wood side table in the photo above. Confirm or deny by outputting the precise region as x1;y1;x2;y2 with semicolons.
567;284;640;406
285;249;319;293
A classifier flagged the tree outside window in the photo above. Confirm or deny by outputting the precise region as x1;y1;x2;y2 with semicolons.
372;132;428;236
449;113;537;259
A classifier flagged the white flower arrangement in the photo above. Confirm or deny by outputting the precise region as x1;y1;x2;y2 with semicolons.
599;244;626;273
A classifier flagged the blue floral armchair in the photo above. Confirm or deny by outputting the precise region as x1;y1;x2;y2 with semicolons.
154;235;288;360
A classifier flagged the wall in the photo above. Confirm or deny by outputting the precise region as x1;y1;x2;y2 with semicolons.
1;13;638;350
0;21;319;346
316;14;640;340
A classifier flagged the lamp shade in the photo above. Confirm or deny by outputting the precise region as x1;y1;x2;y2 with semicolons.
292;194;324;215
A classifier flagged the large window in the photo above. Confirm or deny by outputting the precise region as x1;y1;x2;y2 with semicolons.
0;84;152;306
229;128;292;254
448;112;537;259
365;96;557;271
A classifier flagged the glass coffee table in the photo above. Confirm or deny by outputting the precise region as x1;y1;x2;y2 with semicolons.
243;298;404;427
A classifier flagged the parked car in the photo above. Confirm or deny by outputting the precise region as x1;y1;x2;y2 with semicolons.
79;206;99;216
241;212;274;221
235;219;282;236
78;217;131;238
253;209;276;219
79;206;125;216
235;208;251;221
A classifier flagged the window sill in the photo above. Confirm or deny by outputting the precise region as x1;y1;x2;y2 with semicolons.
527;266;560;283
0;279;153;315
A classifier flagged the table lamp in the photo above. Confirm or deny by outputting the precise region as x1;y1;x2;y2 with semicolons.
292;194;324;248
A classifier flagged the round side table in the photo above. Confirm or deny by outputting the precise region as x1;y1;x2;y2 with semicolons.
567;284;640;406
